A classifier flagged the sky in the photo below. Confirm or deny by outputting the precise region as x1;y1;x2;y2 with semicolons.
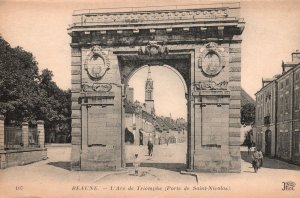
128;66;187;119
0;0;299;119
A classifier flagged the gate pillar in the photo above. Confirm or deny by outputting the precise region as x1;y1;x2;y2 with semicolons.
69;42;125;170
191;41;242;172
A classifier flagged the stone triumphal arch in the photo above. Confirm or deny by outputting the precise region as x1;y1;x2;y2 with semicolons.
68;3;245;172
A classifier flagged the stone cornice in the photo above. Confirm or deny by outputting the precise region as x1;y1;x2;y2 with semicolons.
71;3;239;22
69;3;244;35
68;3;244;46
69;20;241;32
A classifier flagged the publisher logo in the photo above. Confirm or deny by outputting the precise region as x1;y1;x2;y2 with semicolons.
282;181;296;191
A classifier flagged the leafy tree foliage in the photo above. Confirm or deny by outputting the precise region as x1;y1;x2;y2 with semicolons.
241;103;256;125
0;37;39;123
0;36;71;140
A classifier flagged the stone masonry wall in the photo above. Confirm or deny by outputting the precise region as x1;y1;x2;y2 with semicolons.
191;41;242;172
70;46;82;170
0;148;47;169
228;42;242;172
79;48;124;170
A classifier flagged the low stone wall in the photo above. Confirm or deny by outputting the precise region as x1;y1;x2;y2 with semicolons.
0;148;47;169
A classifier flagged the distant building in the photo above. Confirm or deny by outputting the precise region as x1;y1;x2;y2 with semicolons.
124;99;155;145
253;50;300;165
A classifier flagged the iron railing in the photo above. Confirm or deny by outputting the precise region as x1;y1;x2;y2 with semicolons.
4;126;39;149
4;126;22;149
28;128;39;147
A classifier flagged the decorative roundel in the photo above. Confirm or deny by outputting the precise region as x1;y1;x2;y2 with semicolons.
84;46;110;81
85;56;105;79
199;42;225;77
202;52;222;76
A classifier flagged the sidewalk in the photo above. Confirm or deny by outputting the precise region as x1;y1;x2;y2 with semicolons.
0;145;299;198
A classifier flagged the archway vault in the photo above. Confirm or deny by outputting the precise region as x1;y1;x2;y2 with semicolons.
118;53;190;95
68;3;245;172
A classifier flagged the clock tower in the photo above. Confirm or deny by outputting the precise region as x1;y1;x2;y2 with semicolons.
145;66;155;114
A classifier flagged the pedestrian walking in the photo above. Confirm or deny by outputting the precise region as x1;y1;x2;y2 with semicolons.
252;148;260;173
147;139;153;156
133;154;140;176
258;149;263;168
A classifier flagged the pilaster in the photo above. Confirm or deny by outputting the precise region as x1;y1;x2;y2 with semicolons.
71;46;82;170
22;122;29;147
37;120;45;148
0;115;4;150
228;42;242;172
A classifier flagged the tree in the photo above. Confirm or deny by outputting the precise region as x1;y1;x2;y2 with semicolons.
36;69;71;141
0;36;71;142
242;129;253;146
0;36;39;124
241;103;256;125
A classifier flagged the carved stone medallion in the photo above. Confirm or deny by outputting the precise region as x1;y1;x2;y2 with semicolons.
199;42;225;77
84;46;110;81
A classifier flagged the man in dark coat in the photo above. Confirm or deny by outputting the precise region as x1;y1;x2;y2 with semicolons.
147;139;153;156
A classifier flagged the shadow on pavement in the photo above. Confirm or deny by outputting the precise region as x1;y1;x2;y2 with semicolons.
47;161;71;171
126;162;186;172
241;151;300;171
243;170;256;173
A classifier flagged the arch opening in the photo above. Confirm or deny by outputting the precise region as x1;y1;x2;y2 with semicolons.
123;65;188;169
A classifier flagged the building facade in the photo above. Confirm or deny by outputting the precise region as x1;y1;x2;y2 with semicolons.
69;3;244;171
254;51;300;164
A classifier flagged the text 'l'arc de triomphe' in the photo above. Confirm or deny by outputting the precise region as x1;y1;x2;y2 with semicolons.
68;2;245;172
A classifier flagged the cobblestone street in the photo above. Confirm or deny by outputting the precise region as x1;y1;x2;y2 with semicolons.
0;143;299;198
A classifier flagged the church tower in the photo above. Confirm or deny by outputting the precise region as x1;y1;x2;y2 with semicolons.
145;66;155;114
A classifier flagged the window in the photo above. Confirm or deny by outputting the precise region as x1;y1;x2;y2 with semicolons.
267;93;272;116
284;97;289;113
280;82;284;89
280;97;284;114
286;78;289;86
295;90;300;110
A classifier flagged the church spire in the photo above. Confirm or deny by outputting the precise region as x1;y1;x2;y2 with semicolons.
145;66;155;114
145;66;153;100
147;66;152;80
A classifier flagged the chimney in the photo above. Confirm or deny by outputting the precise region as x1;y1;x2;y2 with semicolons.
292;50;300;63
262;78;273;87
282;61;288;73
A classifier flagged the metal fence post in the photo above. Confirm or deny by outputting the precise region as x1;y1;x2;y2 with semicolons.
0;115;4;150
22;122;29;147
37;120;45;148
